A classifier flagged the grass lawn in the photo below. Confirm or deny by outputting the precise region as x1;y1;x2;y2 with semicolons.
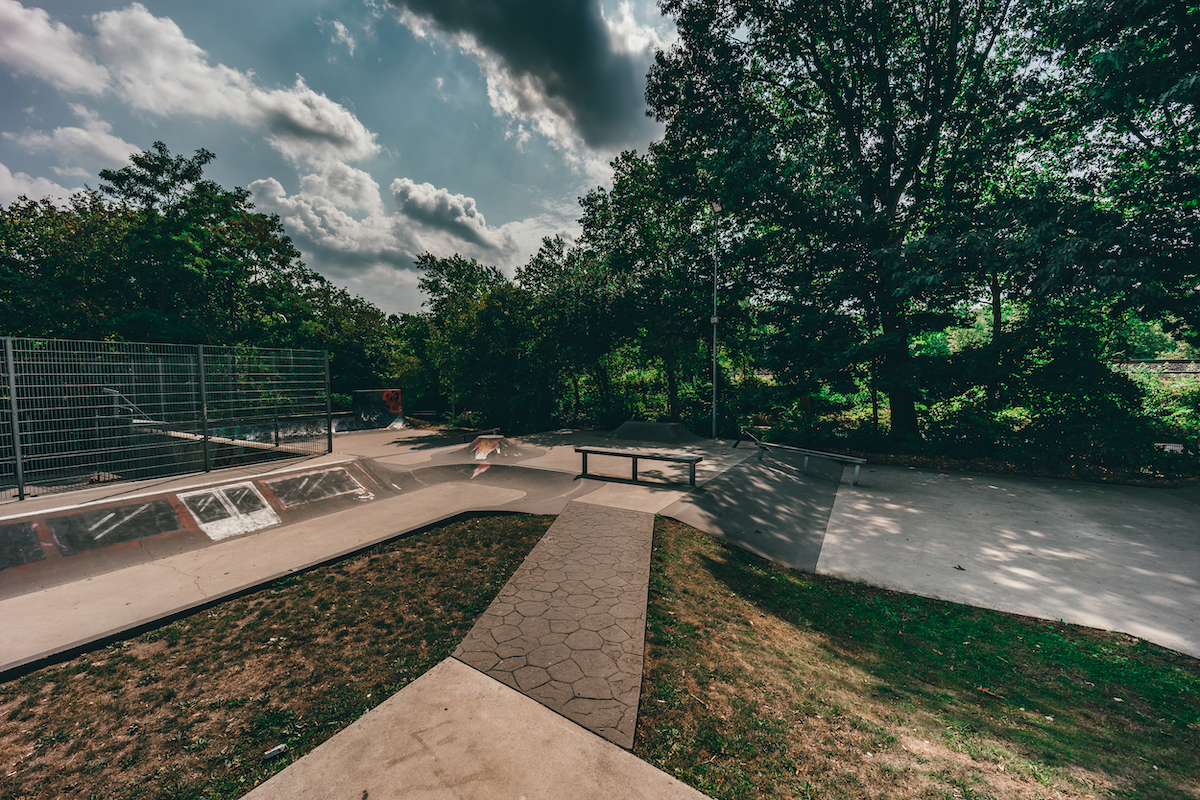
0;513;553;800
635;517;1200;800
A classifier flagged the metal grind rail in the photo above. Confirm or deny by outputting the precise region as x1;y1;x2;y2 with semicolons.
1;337;332;502
734;429;865;485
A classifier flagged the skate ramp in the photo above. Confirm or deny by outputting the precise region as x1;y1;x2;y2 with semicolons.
819;466;1200;659
379;462;600;516
0;459;390;601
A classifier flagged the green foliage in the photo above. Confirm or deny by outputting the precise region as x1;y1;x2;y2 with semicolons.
397;253;559;432
1;141;400;394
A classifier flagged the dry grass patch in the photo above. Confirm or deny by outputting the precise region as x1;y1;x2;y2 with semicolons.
635;517;1200;799
0;512;552;800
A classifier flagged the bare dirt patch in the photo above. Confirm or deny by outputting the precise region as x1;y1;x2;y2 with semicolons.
0;512;552;800
635;517;1200;799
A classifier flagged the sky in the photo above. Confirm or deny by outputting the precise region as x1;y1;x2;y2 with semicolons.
0;0;674;314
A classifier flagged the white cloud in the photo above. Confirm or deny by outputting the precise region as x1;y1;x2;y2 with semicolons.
0;2;379;168
317;18;357;56
0;161;78;204
4;104;136;172
250;177;414;277
0;0;109;93
91;4;380;165
391;177;509;251
299;162;385;214
249;174;580;303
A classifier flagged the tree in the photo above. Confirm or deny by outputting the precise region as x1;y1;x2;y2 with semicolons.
1045;0;1200;343
648;0;1038;436
0;192;133;338
98;142;304;343
406;252;559;431
3;142;401;395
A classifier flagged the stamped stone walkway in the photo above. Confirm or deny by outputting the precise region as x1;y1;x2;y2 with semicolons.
452;500;653;748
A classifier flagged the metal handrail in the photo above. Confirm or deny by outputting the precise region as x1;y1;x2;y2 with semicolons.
734;429;864;485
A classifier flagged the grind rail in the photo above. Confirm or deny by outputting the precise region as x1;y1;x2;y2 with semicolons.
734;429;865;485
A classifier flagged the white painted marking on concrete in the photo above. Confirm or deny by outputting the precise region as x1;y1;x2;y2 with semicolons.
94;504;148;540
0;457;357;522
179;483;280;542
87;512;116;532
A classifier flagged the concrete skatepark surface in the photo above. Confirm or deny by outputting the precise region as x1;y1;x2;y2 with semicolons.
2;423;1199;798
240;658;707;800
818;466;1200;659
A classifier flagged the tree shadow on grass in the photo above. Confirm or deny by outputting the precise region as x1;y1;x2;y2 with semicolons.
695;542;1200;797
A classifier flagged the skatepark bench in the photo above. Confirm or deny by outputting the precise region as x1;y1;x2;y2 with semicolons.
575;446;703;487
734;429;865;485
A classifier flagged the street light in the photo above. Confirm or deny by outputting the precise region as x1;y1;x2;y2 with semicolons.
709;200;721;440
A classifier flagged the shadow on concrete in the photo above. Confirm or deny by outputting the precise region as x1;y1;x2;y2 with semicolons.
661;450;845;572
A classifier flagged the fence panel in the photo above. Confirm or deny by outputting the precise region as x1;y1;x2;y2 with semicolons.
1;337;330;502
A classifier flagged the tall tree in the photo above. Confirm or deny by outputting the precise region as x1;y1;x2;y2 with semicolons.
0;192;132;338
648;0;1035;436
1045;0;1200;343
4;142;401;394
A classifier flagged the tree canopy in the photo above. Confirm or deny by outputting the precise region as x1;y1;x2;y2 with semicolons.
5;1;1199;480
1;142;399;395
395;0;1199;477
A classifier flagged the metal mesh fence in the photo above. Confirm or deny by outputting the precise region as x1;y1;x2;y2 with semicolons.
1;337;331;502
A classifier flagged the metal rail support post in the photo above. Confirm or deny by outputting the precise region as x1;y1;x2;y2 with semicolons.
4;337;26;500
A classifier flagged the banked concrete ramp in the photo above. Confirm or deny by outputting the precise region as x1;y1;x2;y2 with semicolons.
661;449;843;573
0;455;605;676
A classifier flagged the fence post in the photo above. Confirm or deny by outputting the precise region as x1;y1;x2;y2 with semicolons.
323;350;332;454
198;344;210;472
4;337;26;500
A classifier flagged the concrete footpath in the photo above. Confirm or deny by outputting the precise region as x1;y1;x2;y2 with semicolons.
454;501;653;748
240;658;704;800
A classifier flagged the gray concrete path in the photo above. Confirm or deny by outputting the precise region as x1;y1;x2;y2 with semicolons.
241;658;708;800
454;500;653;748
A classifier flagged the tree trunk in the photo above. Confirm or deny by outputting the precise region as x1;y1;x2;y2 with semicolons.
881;309;921;438
887;384;920;438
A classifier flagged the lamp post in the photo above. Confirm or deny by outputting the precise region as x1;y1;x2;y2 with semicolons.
709;201;721;440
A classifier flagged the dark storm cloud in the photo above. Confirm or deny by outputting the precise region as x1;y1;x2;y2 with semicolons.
392;177;507;250
391;0;659;150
